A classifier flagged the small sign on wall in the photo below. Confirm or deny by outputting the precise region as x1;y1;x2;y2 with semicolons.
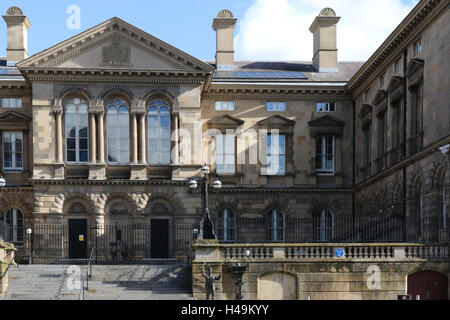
334;248;345;258
79;235;85;242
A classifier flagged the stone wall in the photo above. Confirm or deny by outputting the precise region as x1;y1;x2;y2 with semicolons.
192;242;450;300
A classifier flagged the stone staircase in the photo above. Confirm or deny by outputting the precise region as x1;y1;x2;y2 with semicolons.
1;264;194;300
1;265;79;300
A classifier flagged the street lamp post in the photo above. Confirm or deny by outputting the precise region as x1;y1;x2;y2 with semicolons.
189;165;222;240
26;228;32;265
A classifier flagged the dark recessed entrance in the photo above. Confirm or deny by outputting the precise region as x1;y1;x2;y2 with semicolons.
68;219;88;259
408;270;448;300
151;219;169;259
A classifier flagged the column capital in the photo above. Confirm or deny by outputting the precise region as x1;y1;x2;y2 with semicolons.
88;106;104;116
51;105;63;115
130;108;146;117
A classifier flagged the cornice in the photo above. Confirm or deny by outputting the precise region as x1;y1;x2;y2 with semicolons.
355;135;450;191
203;88;352;101
348;0;446;95
19;69;209;84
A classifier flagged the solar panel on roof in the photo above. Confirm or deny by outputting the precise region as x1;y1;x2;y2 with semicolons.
213;70;306;79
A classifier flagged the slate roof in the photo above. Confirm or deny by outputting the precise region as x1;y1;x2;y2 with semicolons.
209;61;365;82
0;57;25;81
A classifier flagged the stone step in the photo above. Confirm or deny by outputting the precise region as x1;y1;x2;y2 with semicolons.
4;264;193;300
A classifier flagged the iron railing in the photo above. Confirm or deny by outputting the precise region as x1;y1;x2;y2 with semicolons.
80;247;95;300
214;216;450;244
31;224;194;265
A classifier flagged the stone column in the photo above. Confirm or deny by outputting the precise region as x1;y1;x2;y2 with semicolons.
55;110;63;164
97;112;105;164
89;112;97;163
139;114;147;164
131;113;138;164
173;112;180;165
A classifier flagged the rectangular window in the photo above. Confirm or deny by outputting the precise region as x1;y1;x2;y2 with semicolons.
267;102;287;112
378;113;386;157
379;73;386;88
3;132;23;172
392;100;402;148
363;125;371;165
216;133;235;175
395;59;402;74
266;134;286;175
413;39;422;56
1;98;22;109
215;101;235;111
410;84;423;137
364;89;371;103
316;136;335;175
317;102;336;113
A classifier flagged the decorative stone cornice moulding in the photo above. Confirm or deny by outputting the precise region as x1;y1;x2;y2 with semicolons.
18;68;210;84
348;0;445;95
355;136;450;192
203;87;352;101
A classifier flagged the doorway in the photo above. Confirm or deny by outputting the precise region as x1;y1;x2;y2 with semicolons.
151;219;169;258
408;270;448;300
68;219;88;259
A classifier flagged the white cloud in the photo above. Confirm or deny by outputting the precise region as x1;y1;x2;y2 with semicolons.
234;0;418;62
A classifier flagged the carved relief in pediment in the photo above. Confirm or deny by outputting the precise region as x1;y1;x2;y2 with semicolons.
102;36;132;67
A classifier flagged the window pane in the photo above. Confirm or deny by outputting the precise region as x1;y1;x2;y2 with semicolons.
67;138;76;150
67;151;76;162
79;151;88;162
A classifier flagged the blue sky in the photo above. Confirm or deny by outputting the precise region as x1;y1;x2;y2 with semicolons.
0;0;418;62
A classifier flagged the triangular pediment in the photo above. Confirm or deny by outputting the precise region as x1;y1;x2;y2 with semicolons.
208;114;245;127
387;76;404;93
258;115;296;126
372;89;388;106
359;104;373;119
18;17;214;73
0;110;32;122
406;58;425;78
308;115;345;127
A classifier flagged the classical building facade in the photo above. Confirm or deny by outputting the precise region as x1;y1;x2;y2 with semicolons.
0;0;448;297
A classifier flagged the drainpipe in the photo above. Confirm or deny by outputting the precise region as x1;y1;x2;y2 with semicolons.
402;48;408;240
352;101;356;228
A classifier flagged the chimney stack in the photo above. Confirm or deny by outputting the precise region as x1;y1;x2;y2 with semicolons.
213;9;237;69
3;6;31;65
309;8;340;73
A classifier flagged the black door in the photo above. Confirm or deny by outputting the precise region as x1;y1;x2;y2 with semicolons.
151;220;169;258
68;219;88;259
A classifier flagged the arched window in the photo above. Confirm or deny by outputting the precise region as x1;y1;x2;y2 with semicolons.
315;209;334;242
65;98;88;163
68;202;86;214
414;180;424;239
107;99;130;164
267;209;284;242
217;208;235;242
148;100;171;165
151;203;169;214
442;174;448;230
2;208;24;244
392;185;403;217
110;203;128;215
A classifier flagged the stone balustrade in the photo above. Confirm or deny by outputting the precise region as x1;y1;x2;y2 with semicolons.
194;242;450;262
192;241;450;300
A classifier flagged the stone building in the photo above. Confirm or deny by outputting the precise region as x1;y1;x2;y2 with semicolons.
0;0;448;300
